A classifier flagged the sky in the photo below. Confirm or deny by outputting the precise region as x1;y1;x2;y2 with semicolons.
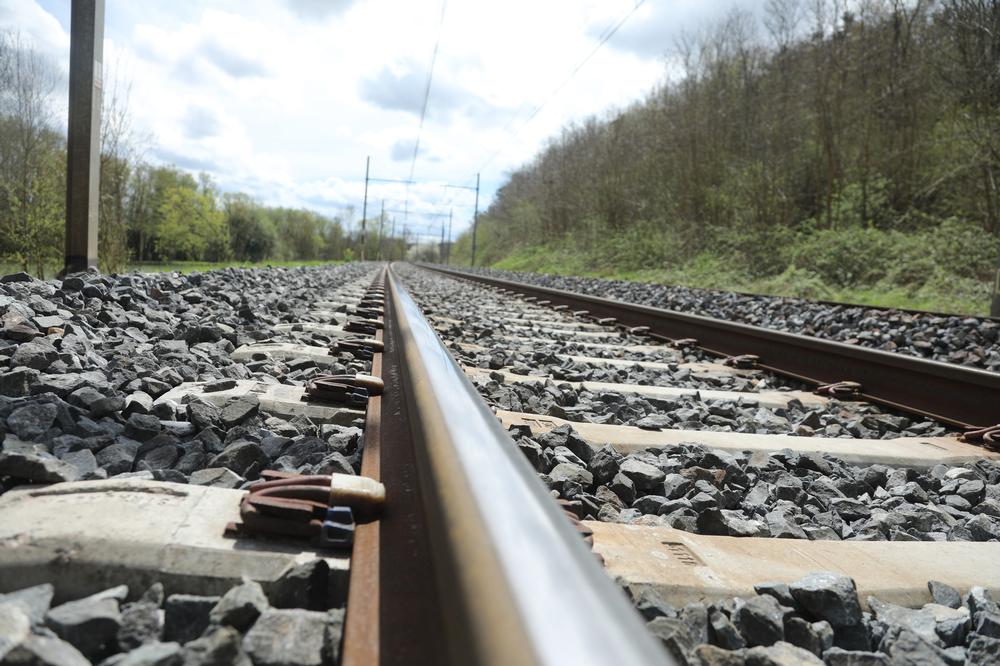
2;0;763;242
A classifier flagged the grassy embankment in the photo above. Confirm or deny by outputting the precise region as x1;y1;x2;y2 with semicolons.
449;222;996;316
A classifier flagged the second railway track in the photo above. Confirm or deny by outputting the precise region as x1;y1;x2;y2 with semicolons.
2;261;1000;665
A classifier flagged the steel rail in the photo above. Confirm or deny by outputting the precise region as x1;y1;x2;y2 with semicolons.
420;264;1000;430
376;263;669;665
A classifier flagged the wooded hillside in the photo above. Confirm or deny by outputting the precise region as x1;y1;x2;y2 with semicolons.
453;0;1000;313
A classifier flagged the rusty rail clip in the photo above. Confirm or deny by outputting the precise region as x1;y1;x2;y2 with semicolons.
724;354;760;369
305;373;385;407
332;338;385;360
959;424;1000;448
815;381;863;399
226;471;385;549
344;317;384;335
349;307;383;319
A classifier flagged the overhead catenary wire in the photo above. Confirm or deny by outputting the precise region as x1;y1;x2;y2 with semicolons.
436;0;647;215
405;0;448;219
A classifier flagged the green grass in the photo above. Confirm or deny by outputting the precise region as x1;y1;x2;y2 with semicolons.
490;245;992;316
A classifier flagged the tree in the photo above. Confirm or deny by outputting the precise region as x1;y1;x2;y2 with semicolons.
0;32;64;276
154;172;228;261
224;192;276;261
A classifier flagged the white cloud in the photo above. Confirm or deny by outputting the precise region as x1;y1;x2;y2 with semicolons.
7;0;763;241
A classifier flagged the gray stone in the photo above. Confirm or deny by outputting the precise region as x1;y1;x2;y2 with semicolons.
1;634;90;666
118;601;163;651
112;641;183;666
737;595;788;647
7;404;58;440
186;402;220;431
821;647;889;665
753;582;796;609
965;586;998;616
645;616;697;661
709;610;746;650
619;457;666;491
927;581;961;609
0;584;54;625
219;397;259;428
868;597;940;645
697;509;766;537
181;626;251;666
68;387;123;417
784;617;833;656
96;440;139;476
314;452;354;476
0;368;41;397
881;628;947;665
163;595;219;644
744;641;824;665
266;560;329;611
124;414;161;442
548;462;593;488
45;594;121;660
692;644;746;666
206;442;268;478
966;636;1000;665
208;581;267;631
11;340;58;371
188;468;244;489
0;604;30;661
975;611;1000;639
61;449;98;478
588;445;620;484
241;609;330;666
788;572;863;628
0;448;80;484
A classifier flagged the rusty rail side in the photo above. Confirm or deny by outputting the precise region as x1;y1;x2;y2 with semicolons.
421;264;1000;430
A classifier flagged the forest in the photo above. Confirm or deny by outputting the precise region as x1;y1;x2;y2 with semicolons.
0;31;389;277
451;0;1000;313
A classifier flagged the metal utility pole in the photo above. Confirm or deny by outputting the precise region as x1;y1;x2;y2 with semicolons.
377;200;385;261
65;0;105;274
360;156;370;261
470;173;480;267
440;220;446;263
446;208;453;265
391;218;396;261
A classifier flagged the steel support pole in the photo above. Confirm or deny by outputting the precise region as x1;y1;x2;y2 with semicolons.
470;173;480;267
439;220;445;263
377;200;385;261
65;0;104;274
360;156;370;261
446;208;452;265
391;218;396;260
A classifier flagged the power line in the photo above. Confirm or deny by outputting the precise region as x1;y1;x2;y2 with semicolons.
473;0;647;176
408;0;448;186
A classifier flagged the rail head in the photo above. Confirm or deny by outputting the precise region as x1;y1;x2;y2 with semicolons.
385;264;671;665
419;264;1000;429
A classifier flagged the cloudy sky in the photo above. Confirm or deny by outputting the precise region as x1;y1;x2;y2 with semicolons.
3;0;759;241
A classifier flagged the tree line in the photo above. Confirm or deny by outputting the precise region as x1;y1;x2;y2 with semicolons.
0;30;387;277
454;0;999;301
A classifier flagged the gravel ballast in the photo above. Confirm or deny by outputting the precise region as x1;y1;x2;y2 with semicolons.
450;266;1000;373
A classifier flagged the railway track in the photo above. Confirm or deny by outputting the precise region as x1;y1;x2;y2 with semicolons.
1;262;1000;665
